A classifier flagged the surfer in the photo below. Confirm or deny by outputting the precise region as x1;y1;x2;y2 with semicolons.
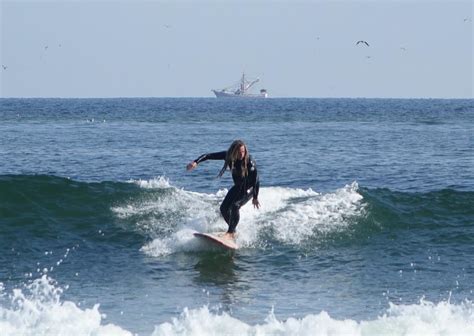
186;140;260;239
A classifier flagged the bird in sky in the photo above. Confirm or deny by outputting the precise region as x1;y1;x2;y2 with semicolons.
2;65;7;70
356;40;370;47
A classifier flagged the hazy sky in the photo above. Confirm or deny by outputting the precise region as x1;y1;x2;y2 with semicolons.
1;0;472;98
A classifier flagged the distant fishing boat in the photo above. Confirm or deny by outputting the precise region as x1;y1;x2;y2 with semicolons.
212;73;268;98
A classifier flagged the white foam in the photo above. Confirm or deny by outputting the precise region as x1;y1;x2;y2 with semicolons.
116;178;365;256
0;276;131;336
262;181;364;245
234;181;364;247
140;228;202;257
1;277;472;336
151;300;474;336
113;177;221;241
230;185;321;248
129;176;172;189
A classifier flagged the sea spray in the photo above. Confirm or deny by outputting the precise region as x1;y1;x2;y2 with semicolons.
0;276;131;336
151;301;474;336
1;279;472;336
138;182;365;256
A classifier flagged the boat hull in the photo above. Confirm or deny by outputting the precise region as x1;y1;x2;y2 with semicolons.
212;90;268;98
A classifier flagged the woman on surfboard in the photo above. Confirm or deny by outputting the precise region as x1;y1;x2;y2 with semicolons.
186;140;260;239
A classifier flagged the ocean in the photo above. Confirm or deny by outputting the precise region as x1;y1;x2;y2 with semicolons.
0;98;473;335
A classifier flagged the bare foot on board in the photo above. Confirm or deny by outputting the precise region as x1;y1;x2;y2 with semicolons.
223;232;236;240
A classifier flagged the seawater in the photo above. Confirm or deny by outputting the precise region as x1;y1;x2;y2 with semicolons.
0;98;473;335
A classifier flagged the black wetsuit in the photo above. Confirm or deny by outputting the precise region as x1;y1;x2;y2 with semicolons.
194;151;260;233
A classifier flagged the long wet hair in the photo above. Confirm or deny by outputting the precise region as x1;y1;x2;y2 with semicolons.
218;140;249;178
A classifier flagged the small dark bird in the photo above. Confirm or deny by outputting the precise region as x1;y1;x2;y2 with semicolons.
44;45;49;50
2;65;7;70
163;24;171;29
356;40;370;47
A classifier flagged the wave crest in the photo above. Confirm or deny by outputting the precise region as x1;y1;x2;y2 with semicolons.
138;182;365;256
3;276;472;336
152;300;474;336
0;276;131;336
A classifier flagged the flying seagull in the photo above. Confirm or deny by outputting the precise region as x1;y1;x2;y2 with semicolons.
356;40;370;47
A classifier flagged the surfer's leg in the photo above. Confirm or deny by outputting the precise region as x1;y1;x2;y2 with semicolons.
220;186;238;226
227;191;253;233
227;204;240;233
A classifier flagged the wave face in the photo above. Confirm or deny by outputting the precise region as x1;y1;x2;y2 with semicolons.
1;175;366;256
0;176;474;256
361;187;474;232
0;174;146;249
1;174;473;255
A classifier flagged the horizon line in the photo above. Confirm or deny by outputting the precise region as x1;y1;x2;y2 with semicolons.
1;96;473;100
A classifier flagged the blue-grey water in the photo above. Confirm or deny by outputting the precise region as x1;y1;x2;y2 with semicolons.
0;98;473;335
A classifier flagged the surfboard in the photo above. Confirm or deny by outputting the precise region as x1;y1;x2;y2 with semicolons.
193;232;238;250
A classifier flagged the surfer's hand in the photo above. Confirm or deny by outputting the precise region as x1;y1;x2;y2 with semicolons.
186;161;197;171
253;198;260;209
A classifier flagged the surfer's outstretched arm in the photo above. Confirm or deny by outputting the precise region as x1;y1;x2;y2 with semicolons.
186;151;226;171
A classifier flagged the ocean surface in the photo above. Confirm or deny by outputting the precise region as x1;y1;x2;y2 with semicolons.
0;98;473;335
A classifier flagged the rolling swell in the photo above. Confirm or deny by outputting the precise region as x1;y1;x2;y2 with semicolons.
0;175;149;253
358;187;474;245
361;187;473;228
290;186;474;251
1;174;472;254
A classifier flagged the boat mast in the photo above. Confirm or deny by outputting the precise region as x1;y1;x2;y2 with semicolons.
240;73;246;94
